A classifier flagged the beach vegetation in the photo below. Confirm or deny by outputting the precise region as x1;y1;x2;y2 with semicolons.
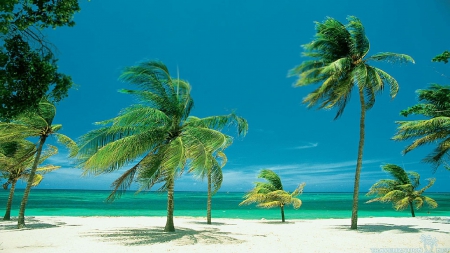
393;86;450;172
0;0;79;120
240;169;305;222
0;99;78;228
288;16;414;229
0;139;59;220
77;60;247;232
366;164;437;217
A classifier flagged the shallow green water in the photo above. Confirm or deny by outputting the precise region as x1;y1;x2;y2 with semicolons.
0;190;449;220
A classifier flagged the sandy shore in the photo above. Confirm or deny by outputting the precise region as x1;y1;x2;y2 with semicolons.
1;216;449;253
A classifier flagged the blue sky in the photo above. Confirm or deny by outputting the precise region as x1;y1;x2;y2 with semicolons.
17;0;450;192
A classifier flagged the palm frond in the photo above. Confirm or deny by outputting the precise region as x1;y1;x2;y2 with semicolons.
346;16;369;58
54;133;78;157
367;52;415;64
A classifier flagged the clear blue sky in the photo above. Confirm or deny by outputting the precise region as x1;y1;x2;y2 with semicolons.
20;0;450;192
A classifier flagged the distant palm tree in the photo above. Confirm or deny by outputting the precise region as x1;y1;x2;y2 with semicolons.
0;99;78;228
239;169;305;222
191;150;227;224
78;61;248;232
289;16;414;229
0;140;59;220
393;84;450;172
366;164;437;217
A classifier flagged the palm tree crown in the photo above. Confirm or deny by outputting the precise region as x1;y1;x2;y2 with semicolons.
366;164;437;217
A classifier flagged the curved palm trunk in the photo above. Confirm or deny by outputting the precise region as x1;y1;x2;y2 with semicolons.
3;180;17;220
280;204;285;222
351;89;366;230
164;180;175;232
18;136;46;228
207;170;212;224
409;202;416;217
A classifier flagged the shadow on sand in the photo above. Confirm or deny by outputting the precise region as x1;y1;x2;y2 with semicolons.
85;227;244;246
0;217;68;231
333;223;448;234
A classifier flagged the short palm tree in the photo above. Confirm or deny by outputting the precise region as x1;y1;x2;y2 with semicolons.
366;164;437;217
0;140;59;220
239;169;305;222
78;61;247;232
393;84;450;171
0;99;78;228
289;16;414;229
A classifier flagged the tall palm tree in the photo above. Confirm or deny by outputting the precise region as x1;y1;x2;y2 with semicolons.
366;164;437;217
239;169;305;222
0;99;78;228
393;84;450;172
289;16;414;229
78;61;248;232
0;140;60;220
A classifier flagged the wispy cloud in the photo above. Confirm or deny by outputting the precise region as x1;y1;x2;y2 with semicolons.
290;142;319;150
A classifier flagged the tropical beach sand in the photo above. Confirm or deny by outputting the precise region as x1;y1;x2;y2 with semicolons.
0;216;449;253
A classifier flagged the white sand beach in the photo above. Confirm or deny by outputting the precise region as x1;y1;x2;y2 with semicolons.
1;216;449;253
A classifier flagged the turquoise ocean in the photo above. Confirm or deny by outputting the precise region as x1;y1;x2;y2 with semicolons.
1;190;449;220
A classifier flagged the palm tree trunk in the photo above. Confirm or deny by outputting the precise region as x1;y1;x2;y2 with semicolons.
164;180;175;232
18;136;46;228
280;204;285;222
409;202;416;217
351;89;366;230
207;170;212;224
3;180;17;220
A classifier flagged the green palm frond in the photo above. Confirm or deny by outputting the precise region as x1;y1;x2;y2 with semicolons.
382;164;410;184
291;198;303;209
346;16;369;58
257;201;281;209
372;67;400;99
186;113;248;137
258;169;283;190
393;197;411;211
422;196;438;209
367;52;415;64
54;133;78;157
292;182;306;197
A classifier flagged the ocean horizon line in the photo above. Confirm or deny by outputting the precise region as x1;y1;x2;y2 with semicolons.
11;189;450;194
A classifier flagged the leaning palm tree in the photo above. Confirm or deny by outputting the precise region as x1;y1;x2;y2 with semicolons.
78;61;248;232
0;99;78;228
289;16;414;229
1;139;60;220
393;84;450;172
239;169;305;222
366;164;437;217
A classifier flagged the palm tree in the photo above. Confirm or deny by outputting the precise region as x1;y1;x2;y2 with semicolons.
191;150;227;224
393;84;450;172
1;139;59;220
78;61;248;232
366;164;437;217
0;99;78;228
289;16;414;229
239;169;305;222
